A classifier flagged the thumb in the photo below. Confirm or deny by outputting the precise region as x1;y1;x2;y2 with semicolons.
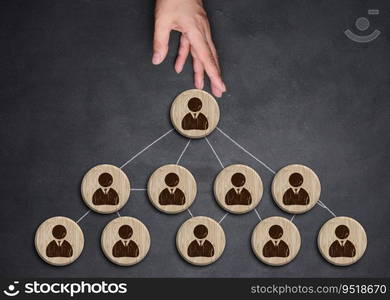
153;22;171;65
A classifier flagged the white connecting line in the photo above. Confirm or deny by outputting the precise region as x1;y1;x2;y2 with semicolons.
176;139;191;165
187;209;194;218
218;213;229;224
290;215;295;222
76;209;91;224
317;200;337;217
120;129;174;169
75;129;174;222
204;137;224;169
216;127;276;174
254;208;262;221
216;127;337;219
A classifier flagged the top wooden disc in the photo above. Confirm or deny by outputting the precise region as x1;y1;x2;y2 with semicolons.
170;89;220;138
214;164;263;214
81;164;130;214
272;164;321;214
35;216;84;266
317;216;367;266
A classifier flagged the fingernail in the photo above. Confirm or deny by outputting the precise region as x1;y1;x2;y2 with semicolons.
218;80;225;91
213;89;222;98
152;53;162;65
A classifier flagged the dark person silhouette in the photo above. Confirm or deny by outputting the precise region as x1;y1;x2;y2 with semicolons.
282;172;310;205
262;225;290;258
112;225;140;258
158;173;186;205
92;173;119;206
46;225;73;258
329;225;356;258
181;97;209;130
225;172;252;205
187;224;214;257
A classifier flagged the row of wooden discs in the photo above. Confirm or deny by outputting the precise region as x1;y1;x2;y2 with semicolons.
35;163;367;267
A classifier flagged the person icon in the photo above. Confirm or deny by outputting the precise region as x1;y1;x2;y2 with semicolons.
158;173;186;206
112;225;140;258
328;225;356;258
187;224;215;257
46;225;73;258
181;97;209;130
282;172;310;206
262;225;290;258
92;173;120;206
225;172;252;205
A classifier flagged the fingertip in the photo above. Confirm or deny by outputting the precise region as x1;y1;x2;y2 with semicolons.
152;52;163;65
175;64;182;74
200;79;204;90
194;80;202;90
217;78;225;92
212;87;222;98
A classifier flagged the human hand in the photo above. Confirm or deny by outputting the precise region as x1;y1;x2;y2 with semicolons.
153;0;226;98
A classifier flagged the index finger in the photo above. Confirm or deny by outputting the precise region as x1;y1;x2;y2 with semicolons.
185;31;225;92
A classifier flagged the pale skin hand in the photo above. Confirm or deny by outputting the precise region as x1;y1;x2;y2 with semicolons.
153;0;226;98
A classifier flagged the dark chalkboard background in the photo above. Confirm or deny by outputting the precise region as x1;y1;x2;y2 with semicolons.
1;0;389;277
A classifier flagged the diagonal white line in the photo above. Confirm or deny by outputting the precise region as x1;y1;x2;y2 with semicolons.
187;209;194;218
216;127;276;174
290;215;295;222
205;137;224;169
76;209;91;224
120;129;174;169
317;200;337;217
176;139;191;165
218;213;229;224
254;208;262;221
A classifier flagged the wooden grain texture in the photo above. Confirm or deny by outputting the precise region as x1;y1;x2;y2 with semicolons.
318;216;367;266
176;216;225;266
81;164;130;214
214;164;263;214
251;216;301;266
35;216;84;266
101;216;150;266
170;89;220;138
272;164;321;214
147;164;197;214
